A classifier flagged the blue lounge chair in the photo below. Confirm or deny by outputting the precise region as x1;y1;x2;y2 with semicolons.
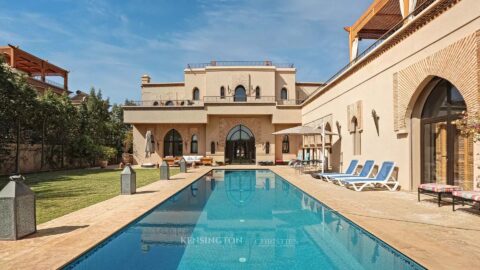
339;161;398;192
313;160;359;182
331;160;375;186
289;151;304;167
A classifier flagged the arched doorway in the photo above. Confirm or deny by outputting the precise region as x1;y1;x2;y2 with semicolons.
417;78;470;186
225;125;255;164
163;129;183;157
234;85;247;102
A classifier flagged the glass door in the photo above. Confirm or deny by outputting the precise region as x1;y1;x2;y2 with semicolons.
422;121;448;184
420;78;468;186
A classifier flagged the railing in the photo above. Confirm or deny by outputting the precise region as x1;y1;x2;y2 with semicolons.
187;61;294;69
124;97;304;107
323;0;436;86
125;99;204;107
276;99;305;106
203;96;277;103
30;76;65;89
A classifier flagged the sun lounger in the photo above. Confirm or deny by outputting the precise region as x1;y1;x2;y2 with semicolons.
331;160;375;186
313;160;359;182
340;161;397;191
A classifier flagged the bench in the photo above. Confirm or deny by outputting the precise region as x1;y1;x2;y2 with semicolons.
452;190;480;211
418;183;461;207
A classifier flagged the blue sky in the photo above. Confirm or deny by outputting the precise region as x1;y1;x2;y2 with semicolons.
0;0;372;104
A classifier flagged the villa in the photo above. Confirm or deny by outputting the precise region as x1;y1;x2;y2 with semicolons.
1;0;480;269
124;62;323;166
124;0;480;192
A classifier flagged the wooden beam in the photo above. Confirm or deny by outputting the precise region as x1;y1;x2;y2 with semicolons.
345;0;393;60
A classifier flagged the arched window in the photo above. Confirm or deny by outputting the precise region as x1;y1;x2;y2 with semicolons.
210;141;216;154
165;101;174;106
265;141;270;154
192;88;200;101
163;129;182;157
190;134;198;154
220;86;225;99
282;135;290;153
280;87;288;100
420;78;467;186
234;85;247;102
351;117;361;155
255;86;261;99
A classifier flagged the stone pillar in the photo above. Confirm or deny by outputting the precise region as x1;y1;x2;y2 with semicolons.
120;164;136;195
160;161;170;180
0;175;36;240
179;158;187;173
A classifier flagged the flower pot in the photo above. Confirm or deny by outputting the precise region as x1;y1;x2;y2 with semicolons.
99;160;108;168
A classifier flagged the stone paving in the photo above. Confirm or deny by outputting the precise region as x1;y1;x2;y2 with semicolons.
1;165;479;269
270;166;480;270
0;166;211;270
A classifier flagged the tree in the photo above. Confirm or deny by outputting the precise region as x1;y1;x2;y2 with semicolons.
38;90;77;168
0;56;39;173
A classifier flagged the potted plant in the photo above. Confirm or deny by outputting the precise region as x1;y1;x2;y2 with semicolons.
98;146;118;168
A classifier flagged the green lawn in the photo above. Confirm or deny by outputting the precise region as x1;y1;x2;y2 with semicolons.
0;167;179;224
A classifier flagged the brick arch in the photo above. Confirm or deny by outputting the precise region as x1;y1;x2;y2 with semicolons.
393;32;479;131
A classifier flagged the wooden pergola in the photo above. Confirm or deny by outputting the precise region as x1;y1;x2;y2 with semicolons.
0;44;69;92
345;0;425;60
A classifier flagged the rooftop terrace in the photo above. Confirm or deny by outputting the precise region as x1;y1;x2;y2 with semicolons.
186;61;295;69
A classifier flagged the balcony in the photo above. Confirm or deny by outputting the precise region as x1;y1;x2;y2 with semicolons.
27;77;68;94
126;99;204;107
124;97;304;108
203;96;276;104
186;61;294;69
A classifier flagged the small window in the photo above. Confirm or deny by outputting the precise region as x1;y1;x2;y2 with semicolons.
351;117;361;155
153;101;159;106
265;141;270;154
234;85;247;102
220;86;225;99
255;86;261;99
193;88;200;101
282;135;290;153
165;101;174;106
190;134;198;154
280;87;288;100
210;141;216;154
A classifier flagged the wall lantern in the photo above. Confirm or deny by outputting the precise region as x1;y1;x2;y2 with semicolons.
372;109;380;136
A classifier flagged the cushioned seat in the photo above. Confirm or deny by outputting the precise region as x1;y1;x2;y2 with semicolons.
418;183;461;207
452;190;480;201
419;183;461;193
452;190;480;211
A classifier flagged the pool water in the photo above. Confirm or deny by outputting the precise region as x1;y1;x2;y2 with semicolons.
65;170;424;270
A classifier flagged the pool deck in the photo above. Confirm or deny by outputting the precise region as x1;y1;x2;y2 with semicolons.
1;165;479;269
270;166;480;270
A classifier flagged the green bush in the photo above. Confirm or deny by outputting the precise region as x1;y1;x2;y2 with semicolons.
98;146;118;161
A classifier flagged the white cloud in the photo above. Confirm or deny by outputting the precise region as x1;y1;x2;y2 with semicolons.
0;0;372;102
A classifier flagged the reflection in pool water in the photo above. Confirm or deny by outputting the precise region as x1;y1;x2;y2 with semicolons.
65;170;424;270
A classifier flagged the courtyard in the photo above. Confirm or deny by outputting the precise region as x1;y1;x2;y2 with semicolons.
0;166;479;269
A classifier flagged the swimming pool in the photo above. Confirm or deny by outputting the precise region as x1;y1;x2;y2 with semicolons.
64;170;424;270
